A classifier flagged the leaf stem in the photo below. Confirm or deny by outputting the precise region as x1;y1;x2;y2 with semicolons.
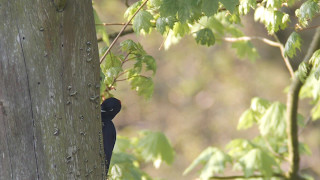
99;0;149;64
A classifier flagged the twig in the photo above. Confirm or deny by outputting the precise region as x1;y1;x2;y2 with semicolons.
273;34;295;78
297;24;320;32
95;23;132;26
223;35;294;77
210;173;286;179
99;0;149;64
223;36;280;47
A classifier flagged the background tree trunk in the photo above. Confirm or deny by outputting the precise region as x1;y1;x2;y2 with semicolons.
0;0;105;179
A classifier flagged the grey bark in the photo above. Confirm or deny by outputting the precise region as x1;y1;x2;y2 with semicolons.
0;0;105;179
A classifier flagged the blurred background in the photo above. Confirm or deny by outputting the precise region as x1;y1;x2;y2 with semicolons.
94;0;320;179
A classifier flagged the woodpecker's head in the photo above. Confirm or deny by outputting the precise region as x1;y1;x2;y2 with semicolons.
101;97;121;121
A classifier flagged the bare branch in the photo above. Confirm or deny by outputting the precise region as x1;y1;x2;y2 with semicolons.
223;36;280;47
99;0;149;64
95;23;132;26
272;34;294;77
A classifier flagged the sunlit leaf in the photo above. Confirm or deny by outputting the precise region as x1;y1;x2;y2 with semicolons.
296;0;320;27
259;102;286;137
238;109;257;130
250;97;271;115
124;1;142;19
254;6;290;34
173;22;190;37
311;102;320;120
183;147;231;180
309;49;320;80
284;32;302;58
296;62;310;82
236;148;278;177
239;0;257;15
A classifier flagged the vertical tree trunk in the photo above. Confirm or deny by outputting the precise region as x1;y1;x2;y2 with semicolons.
0;0;105;179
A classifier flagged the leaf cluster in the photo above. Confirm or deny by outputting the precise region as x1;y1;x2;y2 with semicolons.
109;131;175;180
100;40;156;99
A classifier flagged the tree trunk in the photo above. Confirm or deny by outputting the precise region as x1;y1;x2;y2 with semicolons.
0;0;105;179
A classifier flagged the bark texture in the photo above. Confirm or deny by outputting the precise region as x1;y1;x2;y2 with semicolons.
0;0;105;179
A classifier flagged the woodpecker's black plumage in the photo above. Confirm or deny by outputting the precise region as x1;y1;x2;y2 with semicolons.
101;97;121;175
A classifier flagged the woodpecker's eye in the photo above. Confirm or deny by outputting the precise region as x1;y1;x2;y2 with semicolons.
109;108;114;111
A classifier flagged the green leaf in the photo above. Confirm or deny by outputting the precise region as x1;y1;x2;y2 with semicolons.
110;153;151;180
296;0;320;27
311;102;320;120
250;97;271;115
141;55;157;75
195;28;215;46
220;0;239;13
226;139;255;158
239;0;257;15
159;0;179;17
254;6;290;34
156;17;176;34
124;1;142;19
231;41;259;61
202;0;219;17
113;136;132;153
299;142;312;155
296;62;310;82
309;49;320;80
120;40;146;55
238;109;256;130
137;131;175;167
236;148;278;177
93;8;109;45
101;53;123;85
173;22;190;37
284;32;302;58
133;10;154;34
183;147;231;180
266;0;283;8
259;102;286;137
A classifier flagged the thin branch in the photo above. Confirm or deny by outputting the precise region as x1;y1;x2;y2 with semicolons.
273;34;295;78
210;173;286;179
286;27;320;180
297;24;320;32
99;0;149;64
95;23;132;26
116;78;128;82
223;35;294;77
223;36;280;47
